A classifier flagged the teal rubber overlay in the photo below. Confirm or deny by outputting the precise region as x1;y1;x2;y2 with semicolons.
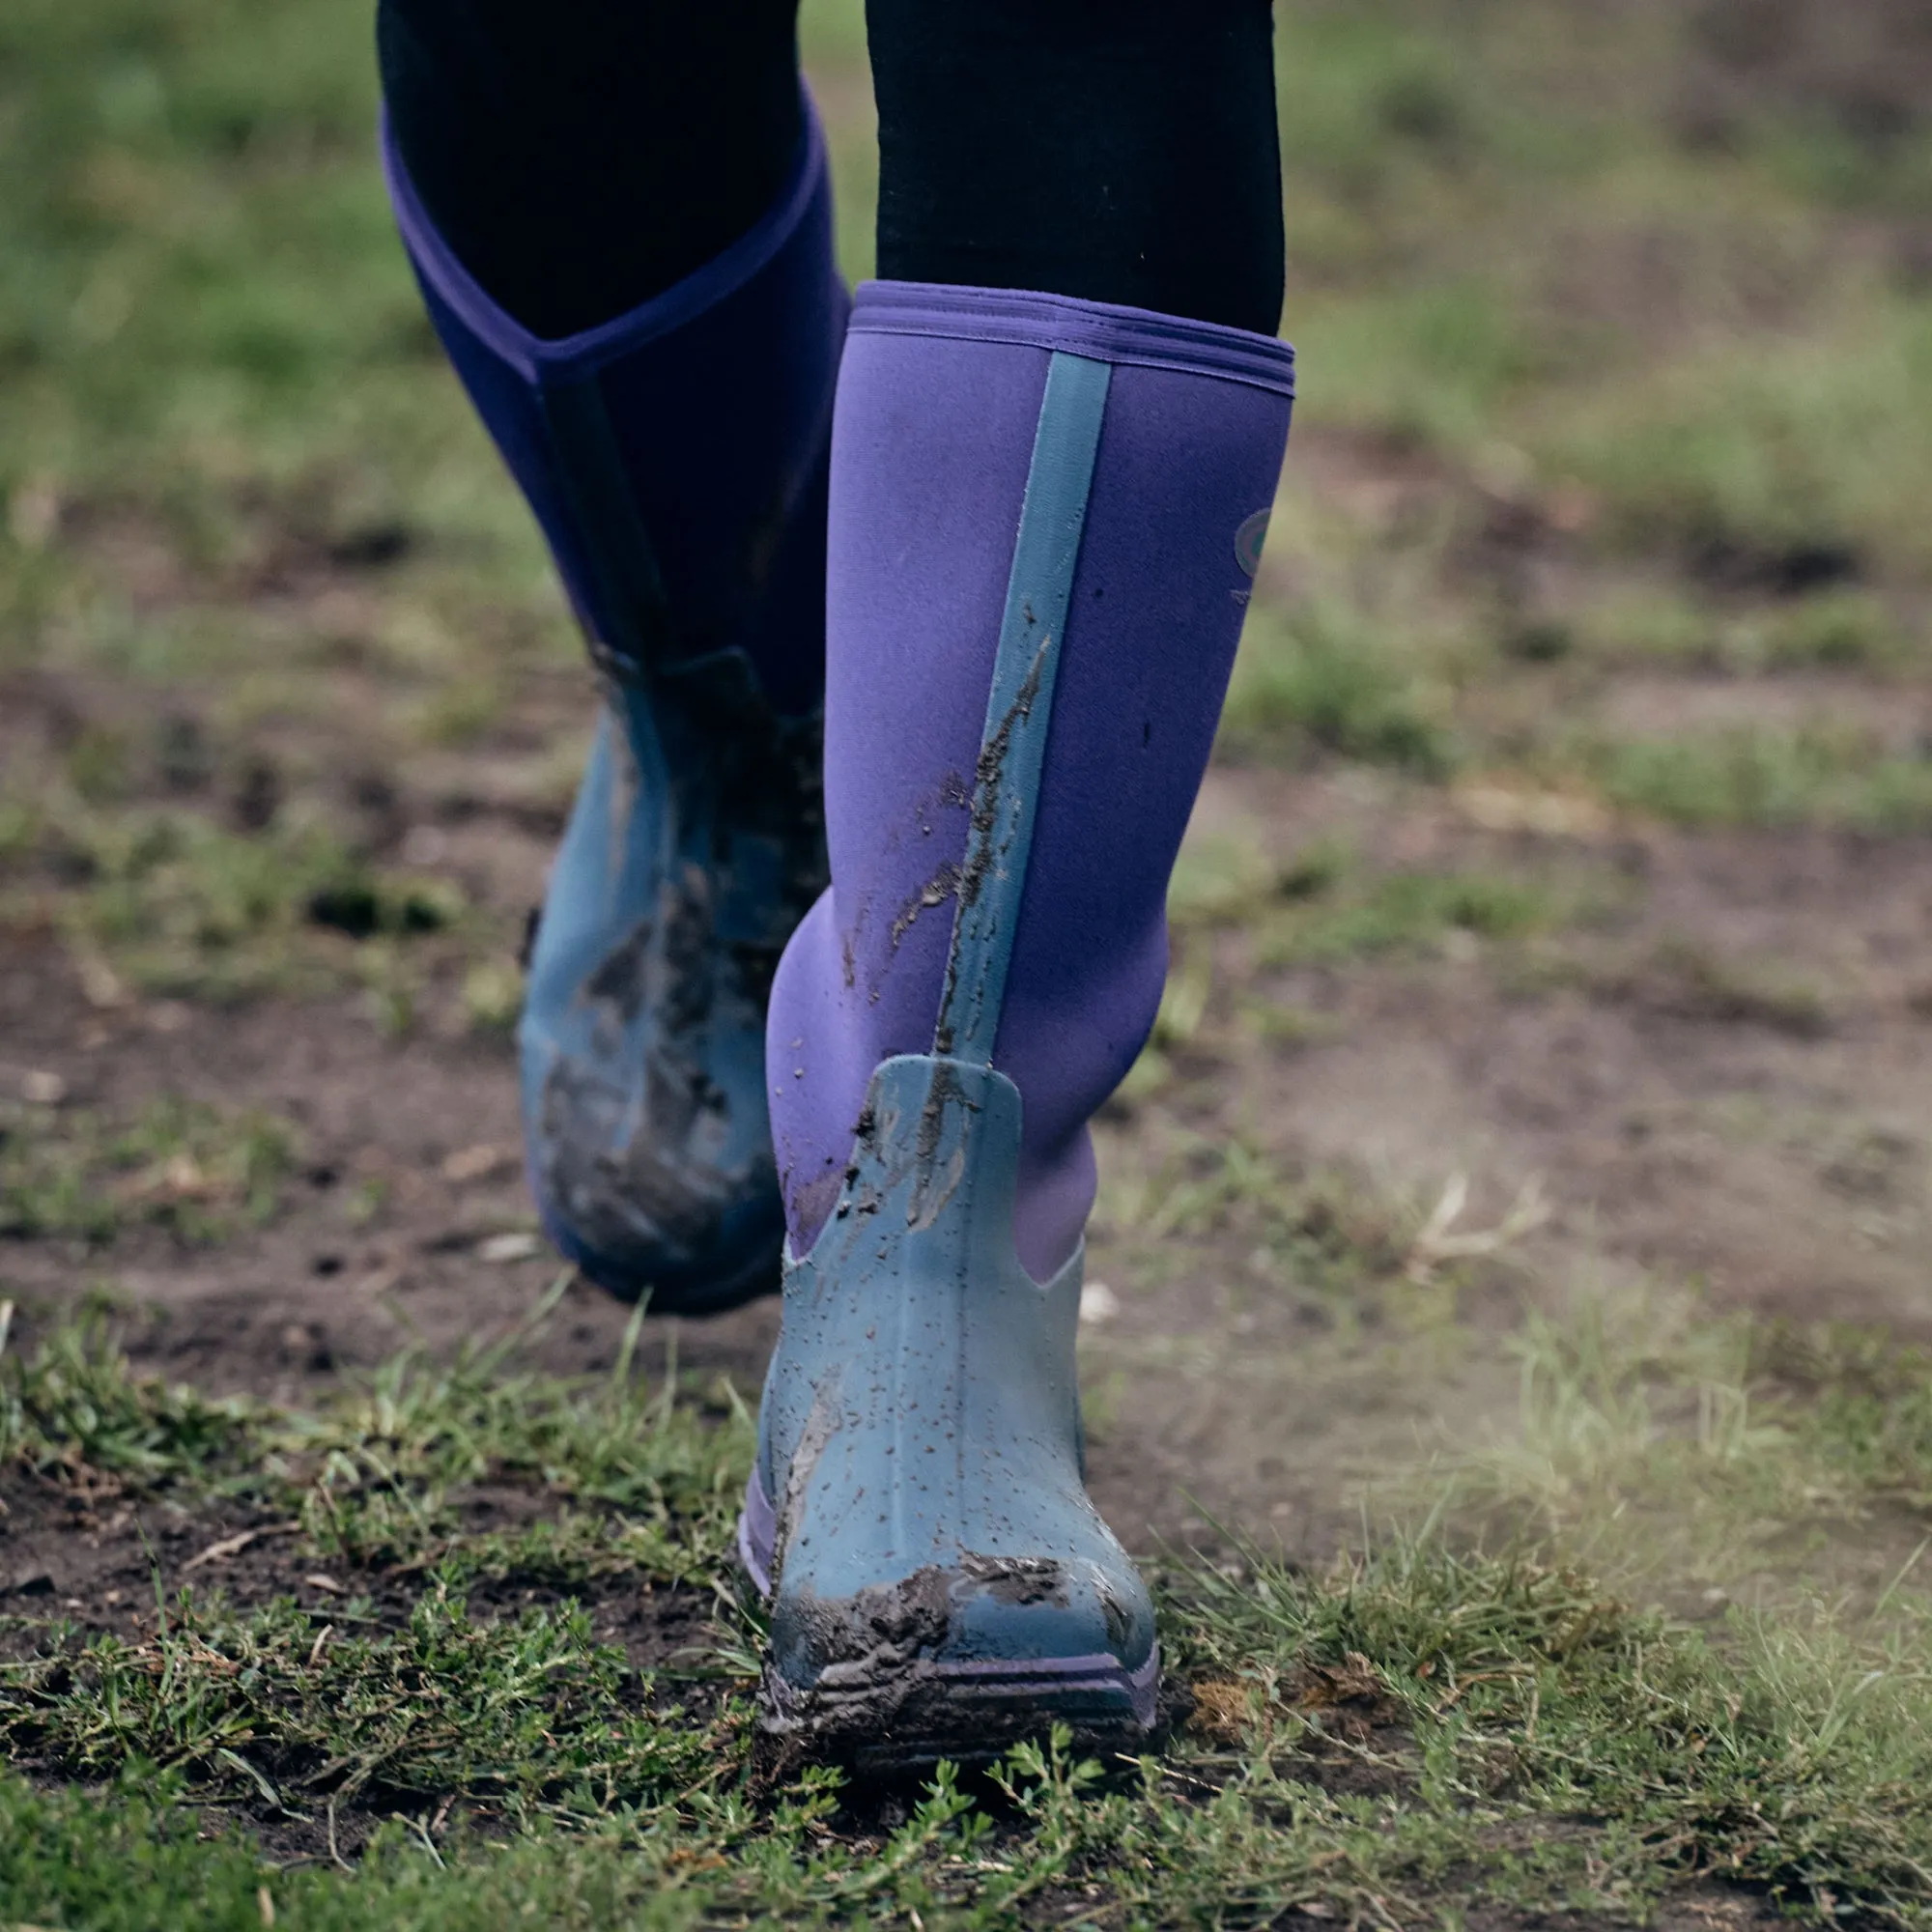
753;1053;1157;1755
935;351;1112;1065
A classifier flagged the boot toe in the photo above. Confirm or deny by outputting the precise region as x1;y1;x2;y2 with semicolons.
517;696;822;1316
764;1547;1157;1766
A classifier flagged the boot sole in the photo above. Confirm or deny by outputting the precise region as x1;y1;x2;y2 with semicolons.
531;1180;781;1318
738;1468;1159;1771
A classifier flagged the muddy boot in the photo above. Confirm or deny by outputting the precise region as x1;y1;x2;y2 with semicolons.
740;283;1295;1766
383;107;847;1313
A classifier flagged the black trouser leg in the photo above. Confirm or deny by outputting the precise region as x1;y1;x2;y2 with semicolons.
867;0;1285;335
378;0;1285;341
377;0;804;337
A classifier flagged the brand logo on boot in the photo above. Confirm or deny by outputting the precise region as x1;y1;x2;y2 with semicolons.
1232;508;1271;604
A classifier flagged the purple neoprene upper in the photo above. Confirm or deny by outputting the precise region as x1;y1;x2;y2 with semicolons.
768;281;1293;1279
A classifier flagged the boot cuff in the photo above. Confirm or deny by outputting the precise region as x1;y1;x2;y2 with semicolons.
850;280;1294;396
382;90;835;382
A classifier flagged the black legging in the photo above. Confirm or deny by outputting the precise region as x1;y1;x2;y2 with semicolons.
377;0;1285;341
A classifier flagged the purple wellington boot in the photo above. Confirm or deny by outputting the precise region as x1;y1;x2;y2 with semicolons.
743;282;1294;1765
384;103;848;1313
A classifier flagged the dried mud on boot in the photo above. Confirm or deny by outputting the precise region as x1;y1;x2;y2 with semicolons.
751;1560;1161;1777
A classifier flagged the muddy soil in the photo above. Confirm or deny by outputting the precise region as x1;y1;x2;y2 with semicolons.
6;639;1930;1570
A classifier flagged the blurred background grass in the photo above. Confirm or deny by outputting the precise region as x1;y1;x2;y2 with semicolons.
2;0;1928;843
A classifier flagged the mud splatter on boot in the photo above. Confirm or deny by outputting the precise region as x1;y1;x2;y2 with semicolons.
384;99;847;1312
745;290;1293;1764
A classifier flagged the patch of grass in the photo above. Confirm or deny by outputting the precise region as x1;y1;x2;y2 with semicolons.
12;1527;1932;1925
1184;1538;1932;1928
1296;281;1554;454
1260;867;1549;968
0;780;472;1004
0;1307;257;1485
286;1326;749;1580
3;1586;724;1820
0;1094;298;1244
0;1305;750;1579
1138;847;1549;1097
459;957;525;1034
1223;602;1458;776
10;1308;1932;1922
1096;1123;1424;1311
1456;1284;1932;1611
1564;582;1917;676
1469;1287;1791;1573
1750;590;1916;672
1766;1323;1932;1514
1167;827;1352;930
1585;726;1932;831
1538;298;1932;588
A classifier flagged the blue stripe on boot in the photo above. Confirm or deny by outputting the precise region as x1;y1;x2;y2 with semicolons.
749;280;1293;1767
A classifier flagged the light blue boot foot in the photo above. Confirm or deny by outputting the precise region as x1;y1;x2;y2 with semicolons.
739;1054;1158;1770
522;659;825;1313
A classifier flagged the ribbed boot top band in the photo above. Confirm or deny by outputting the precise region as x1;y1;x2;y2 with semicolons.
849;281;1295;396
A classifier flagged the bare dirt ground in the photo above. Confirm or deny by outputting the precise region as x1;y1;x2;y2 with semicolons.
8;514;1929;1614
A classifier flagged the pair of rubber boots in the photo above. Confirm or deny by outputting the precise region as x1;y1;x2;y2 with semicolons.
386;103;1293;1769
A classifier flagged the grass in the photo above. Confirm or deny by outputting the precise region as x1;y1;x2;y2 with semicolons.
1166;826;1550;973
1440;1277;1932;1624
0;756;505;1019
4;1588;726;1819
1585;728;1932;832
1559;584;1915;676
11;1307;1932;1924
1258;868;1549;968
0;1094;298;1244
1253;0;1932;821
1170;822;1548;945
1221;601;1459;777
1537;293;1932;585
0;1305;750;1580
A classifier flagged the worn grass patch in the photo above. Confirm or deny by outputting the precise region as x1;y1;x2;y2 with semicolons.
1583;727;1932;832
5;1309;1932;1923
11;1508;1932;1923
0;779;471;1006
0;1094;298;1243
3;1587;726;1820
1222;601;1460;777
1169;831;1550;963
1;1305;750;1579
1451;1280;1932;1618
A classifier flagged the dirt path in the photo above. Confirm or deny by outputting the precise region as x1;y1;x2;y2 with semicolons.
8;658;1929;1575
